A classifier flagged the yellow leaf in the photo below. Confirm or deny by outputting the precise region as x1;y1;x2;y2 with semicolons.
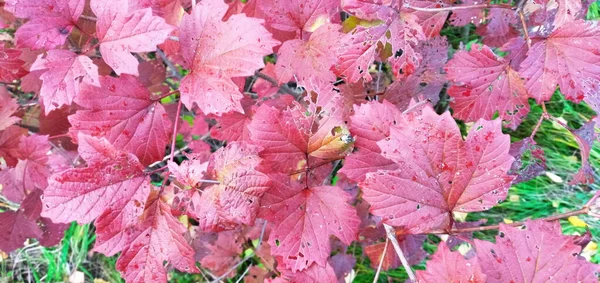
503;218;513;224
568;216;588;227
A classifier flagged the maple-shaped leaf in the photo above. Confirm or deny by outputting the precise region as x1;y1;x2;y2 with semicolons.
519;20;600;103
116;191;198;283
449;0;486;27
91;0;174;75
194;230;243;277
335;21;388;83
277;261;338;282
408;0;453;38
0;126;26;167
364;235;427;270
259;173;360;272
93;180;151;256
178;0;279;115
476;9;520;47
387;12;426;78
168;154;208;190
137;59;170;94
553;0;584;29
4;0;84;49
276;23;344;85
210;97;256;142
249;89;353;175
342;0;394;20
0;134;52;203
339;101;401;182
41;134;147;224
568;121;597;185
446;44;530;130
0;89;20;131
257;0;340;36
194;142;271;231
0;190;68;253
416;242;486;282
361;107;515;233
69;75;172;166
0;45;28;83
474;220;600;282
30;50;100;114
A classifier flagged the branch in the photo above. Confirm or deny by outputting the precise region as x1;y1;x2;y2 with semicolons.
254;70;302;98
157;48;183;80
384;224;416;282
406;3;514;12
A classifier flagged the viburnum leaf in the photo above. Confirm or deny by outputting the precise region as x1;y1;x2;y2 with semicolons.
194;142;271;231
116;191;198;283
194;230;243;277
361;107;515;233
275;23;345;85
416;241;487;282
259;173;360;272
364;235;427;270
0;45;28;83
257;0;340;36
41;134;147;224
448;0;486;27
474;220;600;282
0;134;52;203
69;75;173;166
0;126;26;167
277;261;338;282
0;89;20;131
508;137;547;184
93;181;151;256
568;121;597;185
4;0;84;49
409;0;453;38
476;9;519;47
209;97;256;142
338;100;401;182
387;12;426;78
30;50;100;114
178;0;279;115
445;44;530;130
519;20;600;103
91;0;174;75
168;154;208;190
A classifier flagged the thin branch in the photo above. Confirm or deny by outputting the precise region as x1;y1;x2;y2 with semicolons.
403;98;432;115
157;48;183;80
372;237;389;283
384;224;416;282
406;3;514;12
254;70;302;98
518;10;532;49
169;99;183;164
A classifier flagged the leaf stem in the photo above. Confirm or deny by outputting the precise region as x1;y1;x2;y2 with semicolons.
384;224;416;282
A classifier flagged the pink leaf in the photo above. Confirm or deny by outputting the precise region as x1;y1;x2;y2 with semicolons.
361;107;515;233
449;0;487;27
69;75;173;166
476;9;519;47
5;0;84;49
194;142;271;231
0;45;28;83
259;173;360;271
116;191;198;282
446;44;530;130
519;20;600;103
257;0;340;35
41;134;147;224
30;50;100;114
416;242;486;282
568;121;597;185
474;220;600;282
335;24;388;83
276;23;344;85
178;0;279;115
0;126;26;167
0;89;20;131
91;0;174;75
194;230;243;277
365;235;427;270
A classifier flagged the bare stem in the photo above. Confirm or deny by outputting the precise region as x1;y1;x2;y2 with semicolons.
169;99;183;164
518;10;532;49
157;48;183;80
384;224;416;282
372;237;389;283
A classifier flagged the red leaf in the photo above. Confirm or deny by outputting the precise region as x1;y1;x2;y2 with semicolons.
335;23;388;83
568;121;597;185
93;181;151;256
116;191;198;282
41;134;147;224
474;220;600;282
5;0;84;49
476;9;519;47
194;230;243;277
194;142;271;231
91;0;174;75
30;50;100;114
0;126;26;167
277;261;338;282
257;0;340;36
416;242;486;282
387;12;426;78
0;45;28;83
69;75;173;166
0;89;20;131
259;174;360;271
361;107;515;233
137;59;170;94
168;154;208;190
178;0;278;115
446;44;530;130
410;0;452;38
276;23;344;85
342;0;394;20
210;97;255;142
365;235;427;271
519;20;600;103
449;0;486;27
